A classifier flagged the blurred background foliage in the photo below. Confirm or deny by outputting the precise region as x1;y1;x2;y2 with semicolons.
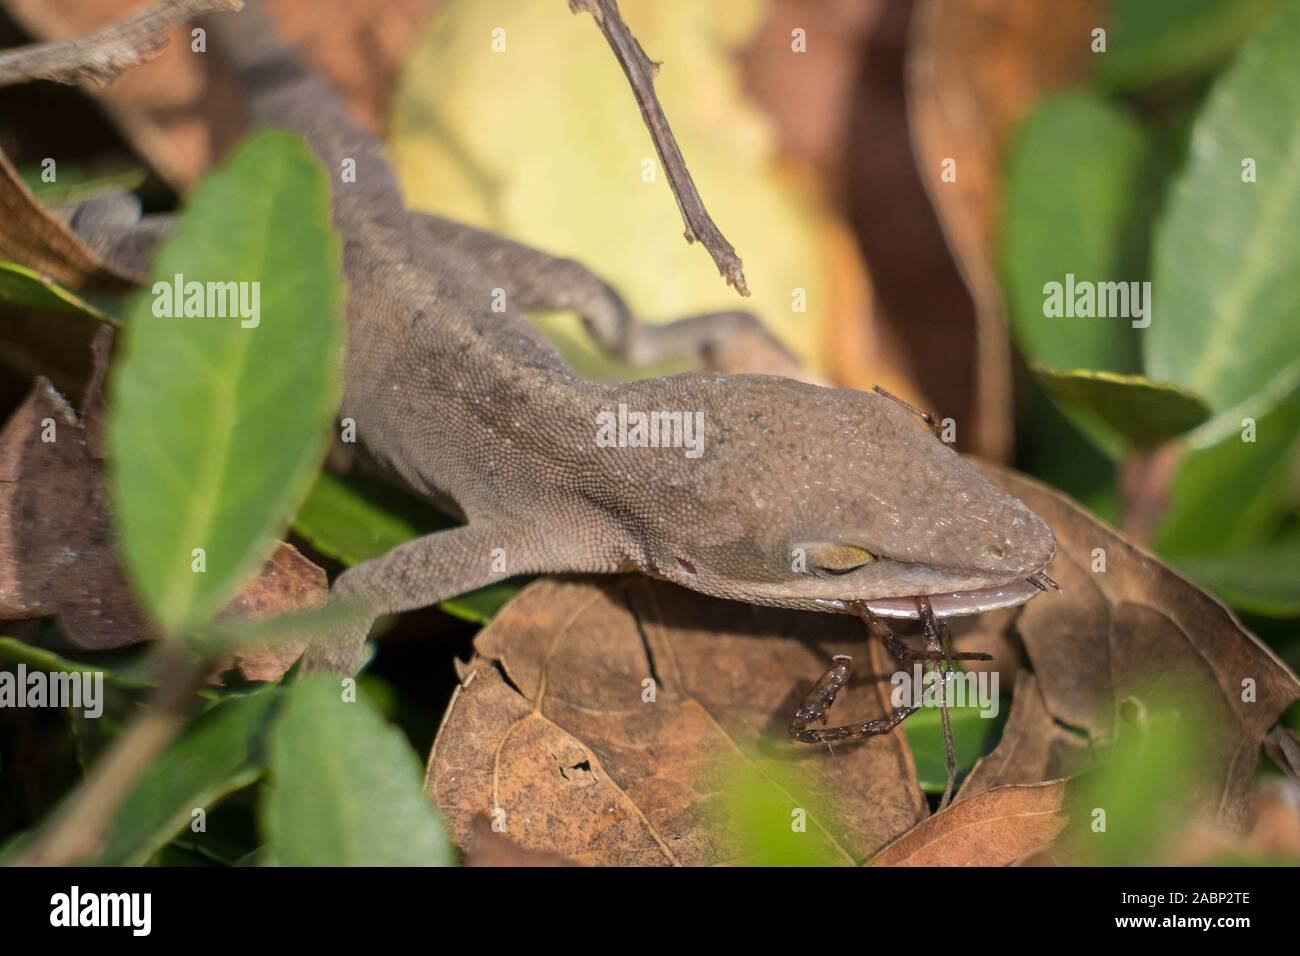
0;0;1297;865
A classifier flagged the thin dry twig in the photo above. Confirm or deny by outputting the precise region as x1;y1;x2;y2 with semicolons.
10;645;212;866
571;0;749;296
0;0;243;89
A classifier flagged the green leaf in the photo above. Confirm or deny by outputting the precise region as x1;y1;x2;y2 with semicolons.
92;690;280;865
19;164;147;206
262;674;453;866
145;844;227;866
109;131;345;637
293;472;519;624
0;636;155;689
1172;543;1300;617
1152;382;1300;556
1100;0;1280;90
1146;0;1300;418
441;583;517;625
721;760;844;866
1074;687;1208;866
0;260;118;321
294;472;441;567
1034;366;1211;448
1002;94;1159;374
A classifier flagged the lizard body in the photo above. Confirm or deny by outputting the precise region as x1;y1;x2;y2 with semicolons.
110;5;1057;672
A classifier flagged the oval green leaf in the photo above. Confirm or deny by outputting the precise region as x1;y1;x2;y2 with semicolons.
1172;544;1300;618
109;131;345;636
94;690;280;865
1099;0;1280;90
262;674;453;866
0;260;117;321
1034;365;1211;448
1146;0;1300;417
1002;94;1159;374
1152;381;1300;556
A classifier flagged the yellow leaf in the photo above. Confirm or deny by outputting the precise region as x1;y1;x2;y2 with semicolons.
390;0;838;379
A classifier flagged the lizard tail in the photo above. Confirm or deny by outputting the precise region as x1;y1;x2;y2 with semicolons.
202;1;404;200
202;1;312;98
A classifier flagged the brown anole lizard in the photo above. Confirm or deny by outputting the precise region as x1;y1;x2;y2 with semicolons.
75;3;1057;729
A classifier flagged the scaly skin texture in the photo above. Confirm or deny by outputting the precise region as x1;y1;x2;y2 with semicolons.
193;6;1056;672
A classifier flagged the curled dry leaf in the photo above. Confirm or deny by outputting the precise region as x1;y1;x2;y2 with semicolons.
1265;726;1300;789
740;0;884;190
210;544;325;680
427;576;927;866
955;670;1090;801
0;0;445;189
0;142;137;395
0;152;131;405
906;0;1106;458
740;0;922;407
870;779;1078;866
0;147;139;290
873;465;1297;865
837;2;993;457
979;461;1300;831
0;329;325;679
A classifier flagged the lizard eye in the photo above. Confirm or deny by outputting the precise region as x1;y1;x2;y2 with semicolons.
802;543;878;575
675;556;698;576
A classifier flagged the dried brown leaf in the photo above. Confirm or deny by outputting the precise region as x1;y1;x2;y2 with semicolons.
428;462;1298;864
0;0;444;189
1265;726;1300;789
465;814;579;867
0;329;324;678
837;2;997;458
871;779;1077;866
741;0;884;189
427;576;927;866
0;140;137;398
956;670;1090;801
730;2;917;403
0;147;138;289
0;0;241;89
906;0;1106;457
979;461;1300;829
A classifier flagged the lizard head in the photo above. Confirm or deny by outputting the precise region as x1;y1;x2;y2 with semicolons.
621;374;1057;620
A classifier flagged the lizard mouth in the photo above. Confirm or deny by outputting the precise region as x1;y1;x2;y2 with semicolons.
859;570;1059;620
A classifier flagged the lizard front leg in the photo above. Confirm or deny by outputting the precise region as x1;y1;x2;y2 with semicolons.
413;212;815;381
299;520;622;675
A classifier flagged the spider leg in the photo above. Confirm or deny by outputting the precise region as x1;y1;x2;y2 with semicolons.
919;597;959;810
788;654;919;745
